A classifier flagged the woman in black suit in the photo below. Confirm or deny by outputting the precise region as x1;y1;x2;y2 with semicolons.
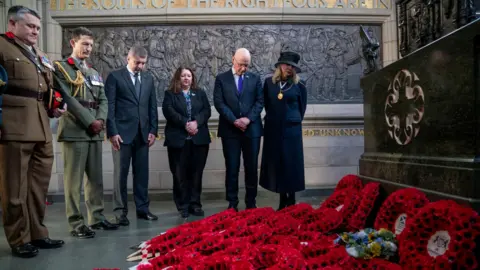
162;67;211;218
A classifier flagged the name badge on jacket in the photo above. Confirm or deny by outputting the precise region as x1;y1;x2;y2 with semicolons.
90;74;104;87
40;56;55;71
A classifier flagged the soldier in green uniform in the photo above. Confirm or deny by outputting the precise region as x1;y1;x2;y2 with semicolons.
53;27;119;239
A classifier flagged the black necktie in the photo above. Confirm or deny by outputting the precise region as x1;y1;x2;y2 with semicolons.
134;72;141;98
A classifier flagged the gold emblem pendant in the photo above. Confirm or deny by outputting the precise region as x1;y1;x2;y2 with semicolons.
277;92;283;100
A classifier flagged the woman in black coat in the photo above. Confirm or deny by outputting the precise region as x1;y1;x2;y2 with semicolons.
259;52;307;210
162;67;211;218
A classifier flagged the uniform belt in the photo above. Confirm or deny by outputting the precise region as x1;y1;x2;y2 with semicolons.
78;100;98;109
4;86;45;101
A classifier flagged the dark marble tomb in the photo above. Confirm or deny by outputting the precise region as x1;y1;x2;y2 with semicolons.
359;18;480;212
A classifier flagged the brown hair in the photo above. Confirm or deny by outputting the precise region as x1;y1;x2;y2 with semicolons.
71;27;94;41
167;67;198;93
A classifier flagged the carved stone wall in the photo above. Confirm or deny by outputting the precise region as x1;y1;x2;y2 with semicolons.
62;24;382;104
396;0;477;57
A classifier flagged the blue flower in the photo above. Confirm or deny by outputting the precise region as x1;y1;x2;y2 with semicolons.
334;237;341;244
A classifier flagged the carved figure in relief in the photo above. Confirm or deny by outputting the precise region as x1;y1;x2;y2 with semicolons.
97;31;116;76
195;36;216;96
114;30;130;67
148;30;168;100
360;26;380;75
304;28;328;100
68;24;382;104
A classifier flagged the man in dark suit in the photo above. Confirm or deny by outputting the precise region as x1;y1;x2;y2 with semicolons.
105;46;159;225
213;48;264;211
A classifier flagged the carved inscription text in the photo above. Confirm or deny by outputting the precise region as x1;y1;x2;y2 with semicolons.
52;0;392;10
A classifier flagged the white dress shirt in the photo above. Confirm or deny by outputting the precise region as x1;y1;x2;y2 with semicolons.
126;65;141;85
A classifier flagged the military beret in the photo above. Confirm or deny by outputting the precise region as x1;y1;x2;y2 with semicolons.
0;64;7;94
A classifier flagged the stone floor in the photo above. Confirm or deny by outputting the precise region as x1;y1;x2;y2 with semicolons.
0;194;325;270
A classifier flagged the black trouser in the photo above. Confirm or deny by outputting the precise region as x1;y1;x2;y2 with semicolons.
279;192;296;210
114;131;150;216
167;140;209;212
221;137;261;208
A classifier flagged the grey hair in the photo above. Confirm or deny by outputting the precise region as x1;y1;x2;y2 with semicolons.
128;45;148;58
7;6;41;22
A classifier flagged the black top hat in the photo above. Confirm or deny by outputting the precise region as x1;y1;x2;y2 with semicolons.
275;51;301;73
0;64;8;94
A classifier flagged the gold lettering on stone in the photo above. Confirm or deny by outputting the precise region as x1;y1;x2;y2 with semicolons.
51;0;391;9
103;128;365;141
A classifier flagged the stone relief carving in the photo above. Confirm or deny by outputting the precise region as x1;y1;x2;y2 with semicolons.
396;0;476;57
62;24;382;104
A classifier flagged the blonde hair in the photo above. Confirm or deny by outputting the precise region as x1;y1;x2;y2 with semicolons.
271;67;300;84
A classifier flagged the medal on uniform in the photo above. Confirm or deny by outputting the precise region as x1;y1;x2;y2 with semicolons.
277;92;283;100
90;75;104;87
40;55;55;71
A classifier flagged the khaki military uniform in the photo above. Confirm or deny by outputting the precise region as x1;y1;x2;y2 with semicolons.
53;57;108;231
0;34;56;248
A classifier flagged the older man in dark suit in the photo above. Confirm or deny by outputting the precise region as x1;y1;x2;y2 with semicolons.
213;48;264;211
105;46;159;226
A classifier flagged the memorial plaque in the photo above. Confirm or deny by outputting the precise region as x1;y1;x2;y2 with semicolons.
62;24;382;104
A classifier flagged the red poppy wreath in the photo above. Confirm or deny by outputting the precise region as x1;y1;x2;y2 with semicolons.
348;182;381;231
334;174;364;192
399;200;480;269
297;207;344;234
374;188;430;238
320;187;360;229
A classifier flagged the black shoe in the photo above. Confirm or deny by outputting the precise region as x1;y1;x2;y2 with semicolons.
71;225;95;239
278;193;288;211
189;207;204;216
116;215;130;226
12;243;38;258
246;204;257;209
180;210;189;218
227;204;238;212
90;220;119;230
137;212;158;221
31;238;64;249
